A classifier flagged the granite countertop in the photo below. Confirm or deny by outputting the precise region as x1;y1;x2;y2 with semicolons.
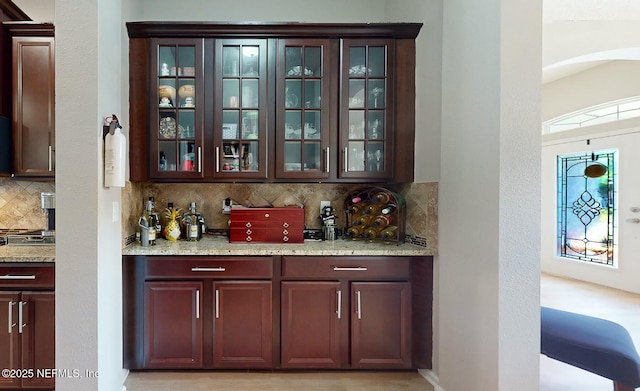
0;245;56;263
123;235;435;257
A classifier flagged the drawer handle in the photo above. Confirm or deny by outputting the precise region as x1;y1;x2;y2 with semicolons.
0;274;37;280
332;267;368;271
215;289;219;319
7;302;15;334
246;229;252;235
246;237;252;242
282;229;289;235
245;222;252;228
283;222;289;228
336;290;342;320
356;290;362;320
283;236;289;242
191;267;226;272
264;213;270;218
196;289;200;319
19;301;26;334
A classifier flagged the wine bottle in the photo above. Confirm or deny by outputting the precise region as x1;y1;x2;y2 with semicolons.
370;214;393;229
362;203;381;215
362;227;380;239
381;205;396;215
352;214;372;226
371;191;391;204
148;197;162;238
379;225;398;240
144;199;157;245
184;202;203;241
345;225;363;239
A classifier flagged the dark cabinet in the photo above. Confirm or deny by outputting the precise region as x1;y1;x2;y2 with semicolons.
4;23;55;178
144;281;203;368
0;264;55;390
124;256;273;370
127;22;421;183
213;281;272;368
280;257;412;369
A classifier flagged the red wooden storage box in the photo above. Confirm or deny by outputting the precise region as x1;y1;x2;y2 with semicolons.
229;207;305;243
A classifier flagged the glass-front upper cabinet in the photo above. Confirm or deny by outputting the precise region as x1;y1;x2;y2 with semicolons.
214;39;268;179
150;38;204;179
340;39;394;180
275;39;332;179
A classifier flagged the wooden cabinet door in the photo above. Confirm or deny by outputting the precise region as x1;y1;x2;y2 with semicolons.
11;35;55;177
144;281;203;368
0;293;20;389
213;281;272;368
350;282;412;368
280;281;343;368
20;292;55;389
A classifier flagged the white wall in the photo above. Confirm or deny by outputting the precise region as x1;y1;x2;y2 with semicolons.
55;0;128;389
438;0;541;390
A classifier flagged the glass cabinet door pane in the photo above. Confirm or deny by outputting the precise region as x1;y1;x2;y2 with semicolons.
349;47;366;75
242;46;260;76
304;111;320;139
159;141;176;171
368;46;386;77
241;79;259;108
223;79;240;108
367;112;384;139
222;110;240;139
179;141;196;171
223;46;240;77
304;80;321;108
285;80;301;108
348;111;365;139
367;141;384;172
368;79;385;108
242;141;259;171
242;111;259;139
347;141;365;171
284;142;301;171
349;80;365;108
178;111;195;138
303;142;321;171
304;47;322;76
285;110;302;140
285;47;302;74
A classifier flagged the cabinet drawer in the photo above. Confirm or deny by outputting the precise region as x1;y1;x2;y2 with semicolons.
145;257;272;279
0;264;55;290
282;257;411;280
229;208;304;243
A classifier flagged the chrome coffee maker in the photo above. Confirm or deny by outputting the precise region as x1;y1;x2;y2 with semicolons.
41;192;55;236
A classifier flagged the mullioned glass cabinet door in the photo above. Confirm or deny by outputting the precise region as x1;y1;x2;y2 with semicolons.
213;39;268;179
340;39;394;180
150;38;205;179
275;39;332;179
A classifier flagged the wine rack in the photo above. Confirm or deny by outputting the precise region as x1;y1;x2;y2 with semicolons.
344;186;405;245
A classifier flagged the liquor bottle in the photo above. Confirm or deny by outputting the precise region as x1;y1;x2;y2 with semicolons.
148;197;161;238
346;203;362;215
183;202;203;241
144;199;157;245
379;225;398;241
370;214;393;229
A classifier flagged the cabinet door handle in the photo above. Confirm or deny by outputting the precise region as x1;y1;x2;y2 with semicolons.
336;290;342;319
333;267;368;271
325;147;330;173
191;267;226;272
197;147;202;173
18;301;26;334
48;145;53;172
356;290;362;320
7;301;15;334
195;289;200;319
0;274;36;280
215;289;219;319
215;147;220;172
343;147;348;172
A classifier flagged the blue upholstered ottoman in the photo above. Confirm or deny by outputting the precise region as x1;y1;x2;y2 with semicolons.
541;306;640;391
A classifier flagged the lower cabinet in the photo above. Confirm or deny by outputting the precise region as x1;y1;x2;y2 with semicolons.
145;281;203;368
126;256;273;369
123;254;432;371
0;264;55;390
280;257;412;369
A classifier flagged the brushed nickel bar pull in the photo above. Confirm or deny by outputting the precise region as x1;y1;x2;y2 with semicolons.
325;147;330;173
197;147;202;173
356;291;362;320
333;267;368;271
343;147;348;172
191;267;226;272
215;289;219;319
0;275;37;280
7;302;14;334
48;145;53;171
18;301;26;334
196;290;200;319
215;147;220;172
336;290;342;320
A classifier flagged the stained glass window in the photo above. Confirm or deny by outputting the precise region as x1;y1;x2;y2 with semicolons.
557;151;617;266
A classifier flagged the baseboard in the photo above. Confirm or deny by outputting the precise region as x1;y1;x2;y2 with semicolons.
418;368;445;391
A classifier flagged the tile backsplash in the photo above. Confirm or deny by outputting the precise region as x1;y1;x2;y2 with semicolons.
0;177;54;230
123;181;438;250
